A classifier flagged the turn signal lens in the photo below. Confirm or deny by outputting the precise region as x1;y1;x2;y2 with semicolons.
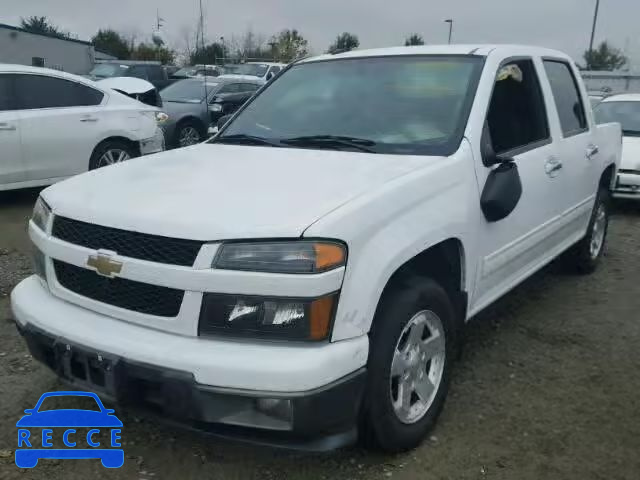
309;295;336;340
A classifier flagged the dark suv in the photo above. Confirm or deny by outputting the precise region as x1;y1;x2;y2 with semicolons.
87;63;174;90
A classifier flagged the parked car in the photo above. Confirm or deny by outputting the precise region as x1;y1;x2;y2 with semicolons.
0;65;165;191
160;77;261;147
12;45;621;453
97;77;163;108
594;93;640;199
87;62;174;90
219;62;286;83
170;65;223;79
164;65;181;78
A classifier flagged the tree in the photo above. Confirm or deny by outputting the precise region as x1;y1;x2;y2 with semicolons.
131;42;175;65
229;28;272;62
20;16;71;39
583;41;628;71
91;29;130;59
327;32;359;54
190;42;227;65
404;34;425;46
270;29;308;63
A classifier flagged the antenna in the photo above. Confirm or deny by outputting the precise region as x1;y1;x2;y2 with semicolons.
199;0;209;107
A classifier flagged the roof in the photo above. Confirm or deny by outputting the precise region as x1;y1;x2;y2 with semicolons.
0;63;100;87
601;93;640;103
0;22;92;46
300;44;572;63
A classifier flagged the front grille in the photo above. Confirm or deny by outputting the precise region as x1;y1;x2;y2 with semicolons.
54;261;184;317
52;216;203;266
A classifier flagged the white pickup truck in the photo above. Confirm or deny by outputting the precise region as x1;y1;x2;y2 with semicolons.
12;45;621;452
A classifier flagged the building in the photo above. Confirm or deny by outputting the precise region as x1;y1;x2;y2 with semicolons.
0;23;95;74
582;70;640;95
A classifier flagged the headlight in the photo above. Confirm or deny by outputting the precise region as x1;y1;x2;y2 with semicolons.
213;241;346;274
155;111;169;124
209;103;223;112
31;197;51;231
199;293;337;341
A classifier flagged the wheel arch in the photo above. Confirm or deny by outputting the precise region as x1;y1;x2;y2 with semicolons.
369;238;468;344
599;162;616;191
90;136;141;168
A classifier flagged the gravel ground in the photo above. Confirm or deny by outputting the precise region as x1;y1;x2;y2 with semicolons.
0;188;639;480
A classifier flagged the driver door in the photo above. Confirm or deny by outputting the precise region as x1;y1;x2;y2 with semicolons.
470;57;570;313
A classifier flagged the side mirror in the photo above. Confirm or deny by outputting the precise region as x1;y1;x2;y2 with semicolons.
24;409;34;414
480;161;523;222
266;71;275;81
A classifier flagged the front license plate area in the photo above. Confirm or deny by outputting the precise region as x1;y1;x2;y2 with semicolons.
54;342;119;397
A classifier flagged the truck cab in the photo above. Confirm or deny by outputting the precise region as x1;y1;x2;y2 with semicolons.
12;45;621;452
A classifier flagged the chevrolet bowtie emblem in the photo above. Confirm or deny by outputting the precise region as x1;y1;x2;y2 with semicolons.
86;251;122;278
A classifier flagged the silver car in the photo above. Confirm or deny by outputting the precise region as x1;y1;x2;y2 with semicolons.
160;78;262;148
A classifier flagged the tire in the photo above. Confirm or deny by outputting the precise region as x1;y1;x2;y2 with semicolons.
174;120;204;148
89;140;137;170
360;276;457;452
563;186;610;274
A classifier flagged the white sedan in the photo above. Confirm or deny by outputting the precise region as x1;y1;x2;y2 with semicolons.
594;93;640;199
0;64;166;192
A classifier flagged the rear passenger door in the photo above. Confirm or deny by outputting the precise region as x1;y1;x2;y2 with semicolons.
16;74;106;181
0;74;25;186
542;59;598;229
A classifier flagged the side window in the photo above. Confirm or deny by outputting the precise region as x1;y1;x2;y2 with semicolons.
31;57;45;68
486;59;550;155
218;83;239;94
269;66;281;76
0;75;15;111
127;66;149;80
240;83;259;93
147;66;164;81
543;60;588;137
16;75;104;109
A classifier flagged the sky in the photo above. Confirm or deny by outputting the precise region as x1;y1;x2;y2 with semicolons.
2;0;640;67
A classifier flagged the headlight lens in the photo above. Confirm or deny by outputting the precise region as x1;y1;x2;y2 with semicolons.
210;103;223;112
31;197;51;231
214;241;346;274
199;293;337;341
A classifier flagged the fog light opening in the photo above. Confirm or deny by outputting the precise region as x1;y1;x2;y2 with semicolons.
255;398;293;423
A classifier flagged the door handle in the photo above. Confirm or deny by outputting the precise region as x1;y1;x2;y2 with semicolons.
0;123;16;131
80;116;98;123
545;157;563;177
586;144;599;159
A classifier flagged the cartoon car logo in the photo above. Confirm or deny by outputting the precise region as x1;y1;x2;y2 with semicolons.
15;391;123;468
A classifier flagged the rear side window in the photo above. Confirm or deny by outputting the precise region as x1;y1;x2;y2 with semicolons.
128;66;149;80
543;60;588;137
0;74;15;111
147;66;164;81
16;75;104;109
486;59;550;155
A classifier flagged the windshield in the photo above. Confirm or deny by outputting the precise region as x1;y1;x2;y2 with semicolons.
89;64;130;78
226;64;270;77
216;55;483;155
160;79;220;103
594;101;640;135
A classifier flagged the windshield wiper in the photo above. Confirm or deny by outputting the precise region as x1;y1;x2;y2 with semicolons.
281;135;377;153
215;134;283;147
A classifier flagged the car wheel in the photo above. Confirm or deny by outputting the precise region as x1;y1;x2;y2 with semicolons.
360;276;456;452
175;121;203;148
563;185;610;274
89;140;136;170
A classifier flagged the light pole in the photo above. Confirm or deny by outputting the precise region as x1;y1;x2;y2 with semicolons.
445;19;454;44
587;0;601;69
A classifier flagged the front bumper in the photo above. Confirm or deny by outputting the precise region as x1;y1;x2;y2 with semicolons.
139;128;165;156
11;276;368;450
613;171;640;199
17;323;365;450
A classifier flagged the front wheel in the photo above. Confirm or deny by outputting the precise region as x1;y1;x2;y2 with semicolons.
360;277;456;452
175;121;203;148
563;186;610;274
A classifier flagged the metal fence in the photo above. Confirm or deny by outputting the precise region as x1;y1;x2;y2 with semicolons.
581;71;640;94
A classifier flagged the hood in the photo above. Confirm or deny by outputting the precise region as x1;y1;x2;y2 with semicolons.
622;136;640;170
42;144;433;241
98;77;155;95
